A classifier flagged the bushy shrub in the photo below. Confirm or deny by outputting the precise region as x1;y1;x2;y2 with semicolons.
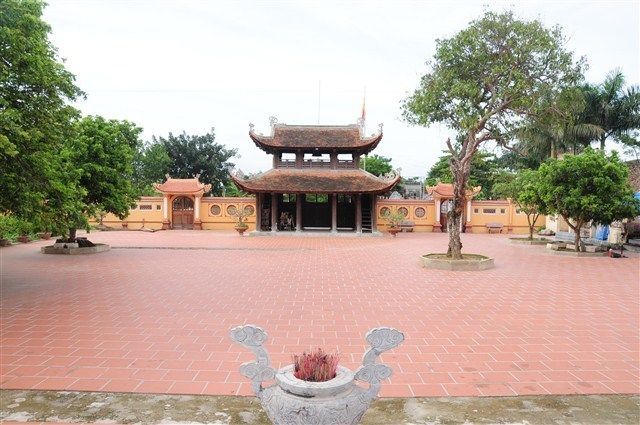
0;215;19;240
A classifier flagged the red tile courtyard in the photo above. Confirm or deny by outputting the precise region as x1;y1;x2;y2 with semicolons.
1;231;638;398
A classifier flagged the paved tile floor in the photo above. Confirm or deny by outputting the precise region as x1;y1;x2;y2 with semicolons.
1;231;638;398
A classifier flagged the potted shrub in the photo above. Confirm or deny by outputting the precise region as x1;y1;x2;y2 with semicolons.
231;208;251;236
16;219;32;243
383;209;406;237
0;215;18;247
231;324;404;424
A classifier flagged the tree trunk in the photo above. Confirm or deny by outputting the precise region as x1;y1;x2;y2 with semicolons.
551;140;557;159
600;135;606;151
447;208;463;259
447;157;470;260
574;229;582;252
69;228;77;242
526;214;534;240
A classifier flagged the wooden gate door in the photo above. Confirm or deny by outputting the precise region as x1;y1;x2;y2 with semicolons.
172;196;194;229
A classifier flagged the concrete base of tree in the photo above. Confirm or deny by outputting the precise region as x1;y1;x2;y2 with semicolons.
41;244;110;255
510;237;551;245
545;247;606;257
420;253;494;271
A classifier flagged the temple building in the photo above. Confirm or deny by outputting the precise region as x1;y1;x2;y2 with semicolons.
230;119;400;234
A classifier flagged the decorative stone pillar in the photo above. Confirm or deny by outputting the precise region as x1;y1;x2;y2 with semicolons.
433;197;442;232
507;199;514;233
271;193;278;233
162;195;170;230
355;194;362;233
193;195;202;230
296;194;302;231
464;199;472;233
331;194;337;233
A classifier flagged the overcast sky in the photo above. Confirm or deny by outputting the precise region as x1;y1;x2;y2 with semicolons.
45;0;639;177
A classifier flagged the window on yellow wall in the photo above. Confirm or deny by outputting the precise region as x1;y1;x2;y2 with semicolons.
483;208;496;214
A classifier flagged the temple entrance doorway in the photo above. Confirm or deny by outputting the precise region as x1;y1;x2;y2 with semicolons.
172;196;194;229
337;195;355;231
440;199;452;232
302;194;331;230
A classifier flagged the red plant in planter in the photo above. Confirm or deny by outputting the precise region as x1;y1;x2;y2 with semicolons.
293;348;340;382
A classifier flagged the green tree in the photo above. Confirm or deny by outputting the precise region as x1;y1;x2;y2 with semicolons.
581;70;640;151
402;10;584;259
516;88;602;161
0;0;84;232
537;149;640;251
361;154;392;176
133;142;171;195
493;169;545;240
157;129;237;195
425;151;511;199
66;116;142;240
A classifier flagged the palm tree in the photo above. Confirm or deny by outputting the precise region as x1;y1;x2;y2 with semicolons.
581;70;640;151
516;89;603;161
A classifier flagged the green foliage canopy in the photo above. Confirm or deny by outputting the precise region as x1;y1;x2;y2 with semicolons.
425;151;512;199
361;154;393;176
493;169;545;239
581;70;640;150
537;149;640;250
152;129;237;196
0;0;84;232
66;116;142;236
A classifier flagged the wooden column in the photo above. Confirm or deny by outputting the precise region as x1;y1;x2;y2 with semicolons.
356;194;362;233
371;196;377;231
296;194;302;231
255;194;262;232
271;193;278;233
331;194;337;233
330;152;337;169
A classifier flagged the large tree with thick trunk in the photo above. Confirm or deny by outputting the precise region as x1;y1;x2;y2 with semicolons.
402;11;584;259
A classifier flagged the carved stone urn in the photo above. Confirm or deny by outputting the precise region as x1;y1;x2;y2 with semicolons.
230;325;404;425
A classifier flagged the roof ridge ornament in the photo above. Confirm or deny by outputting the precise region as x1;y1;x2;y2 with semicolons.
269;116;278;135
249;123;255;133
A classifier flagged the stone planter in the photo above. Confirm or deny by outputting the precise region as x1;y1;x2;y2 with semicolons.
231;325;404;425
235;226;248;236
421;253;494;271
509;237;550;245
388;227;400;237
0;239;11;247
16;235;29;243
42;243;110;255
40;232;52;240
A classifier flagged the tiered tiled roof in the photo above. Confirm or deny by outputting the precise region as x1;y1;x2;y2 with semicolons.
231;169;400;194
249;124;382;154
153;177;212;195
426;182;481;199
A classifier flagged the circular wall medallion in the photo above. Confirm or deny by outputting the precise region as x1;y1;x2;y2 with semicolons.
414;207;426;218
227;205;238;215
398;207;409;217
210;204;221;216
244;205;255;215
379;206;391;217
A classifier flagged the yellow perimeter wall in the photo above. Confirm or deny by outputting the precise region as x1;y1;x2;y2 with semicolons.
377;199;545;234
96;196;543;234
95;197;257;231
